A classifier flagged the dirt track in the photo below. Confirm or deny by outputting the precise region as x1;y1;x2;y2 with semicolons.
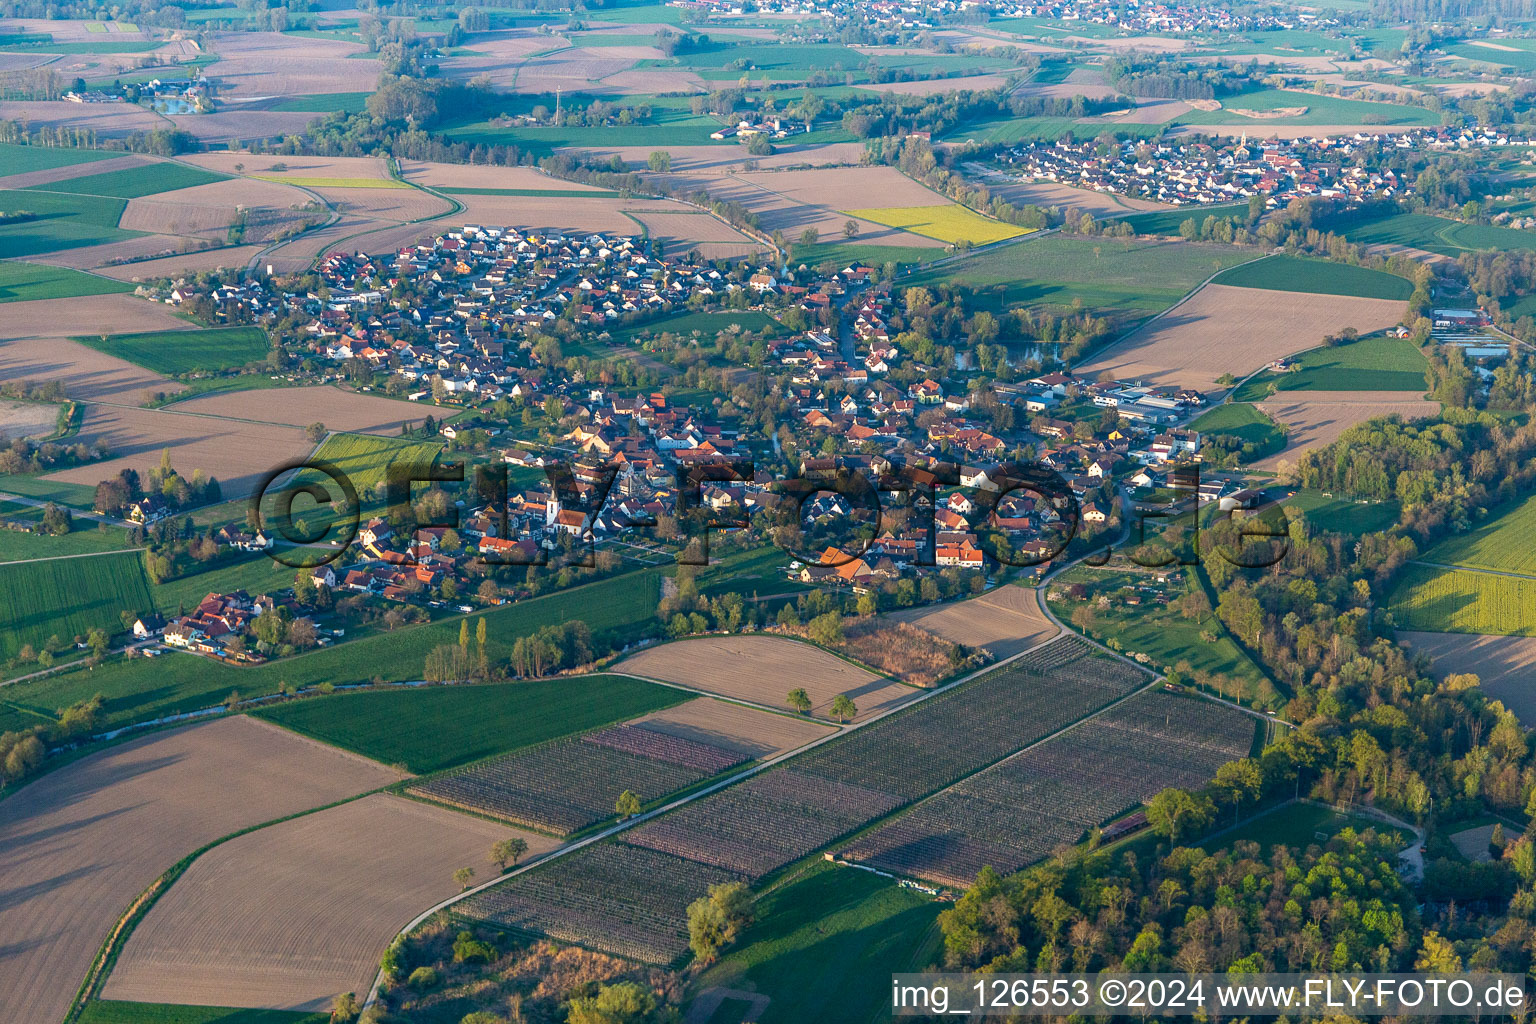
103;794;549;1011
0;716;402;1024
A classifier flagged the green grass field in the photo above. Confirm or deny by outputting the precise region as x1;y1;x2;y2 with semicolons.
267;92;371;113
24;163;228;200
0;189;140;257
692;861;941;1024
0;260;132;302
1202;801;1406;854
1421;494;1536;577
1232;336;1428;400
1190;403;1286;457
1174;88;1436;126
0;571;662;731
1447;39;1536;74
609;309;780;345
791;240;942;268
257;672;687;772
73;326;269;375
0;517;135;561
1108;201;1249;237
906;236;1251;318
947;115;1163;144
1211;255;1413;300
0;550;153;660
151;554;299;616
77;1002;326;1024
1278;489;1401;538
1333;209;1536;257
1388;564;1536;636
0;142;122;177
301;432;444;500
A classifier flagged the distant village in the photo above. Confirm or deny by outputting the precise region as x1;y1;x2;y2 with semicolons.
990;126;1533;209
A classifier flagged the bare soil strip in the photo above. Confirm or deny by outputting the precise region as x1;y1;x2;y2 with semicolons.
888;585;1059;659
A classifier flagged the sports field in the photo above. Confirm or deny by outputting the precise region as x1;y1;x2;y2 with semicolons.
0;572;663;732
257;673;687;772
1388;564;1536;636
74;326;270;375
1211;255;1413;300
0;260;132;302
0;550;153;660
1232;335;1428;399
844;204;1026;245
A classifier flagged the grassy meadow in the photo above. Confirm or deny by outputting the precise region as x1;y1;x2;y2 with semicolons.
0;260;132;302
74;326;270;375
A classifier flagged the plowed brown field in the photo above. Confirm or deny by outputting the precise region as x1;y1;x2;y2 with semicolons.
103;794;549;1011
618;634;917;721
889;585;1059;658
0;716;402;1024
627;695;834;759
1077;284;1406;392
1254;390;1440;470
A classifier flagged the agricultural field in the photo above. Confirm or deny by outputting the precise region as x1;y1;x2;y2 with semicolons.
1399;631;1536;723
0;716;403;1024
0;325;186;403
22;162;228;200
299;431;445;498
45;403;313;496
103;794;549;1011
1253;391;1440;470
461;842;744;964
842;203;1027;245
0;549;152;660
626;696;834;760
167;385;421;434
0;397;56;441
840;691;1256;886
0;259;133;302
887;583;1058;658
1078;283;1408;392
412;722;747;834
1422;494;1536;577
1233;335;1429;399
1210;255;1413;300
465;637;1147;961
1388;564;1536;637
74;325;270;375
1332;208;1536;257
0;140;122;178
905;236;1254;322
617;634;916;720
0;188;141;257
5;572;664;735
78;1003;327;1024
259;674;687;773
1108;200;1249;236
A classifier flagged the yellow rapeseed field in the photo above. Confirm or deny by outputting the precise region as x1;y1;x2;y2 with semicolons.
845;203;1028;245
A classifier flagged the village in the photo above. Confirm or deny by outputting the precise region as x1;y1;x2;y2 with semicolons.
987;125;1533;210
